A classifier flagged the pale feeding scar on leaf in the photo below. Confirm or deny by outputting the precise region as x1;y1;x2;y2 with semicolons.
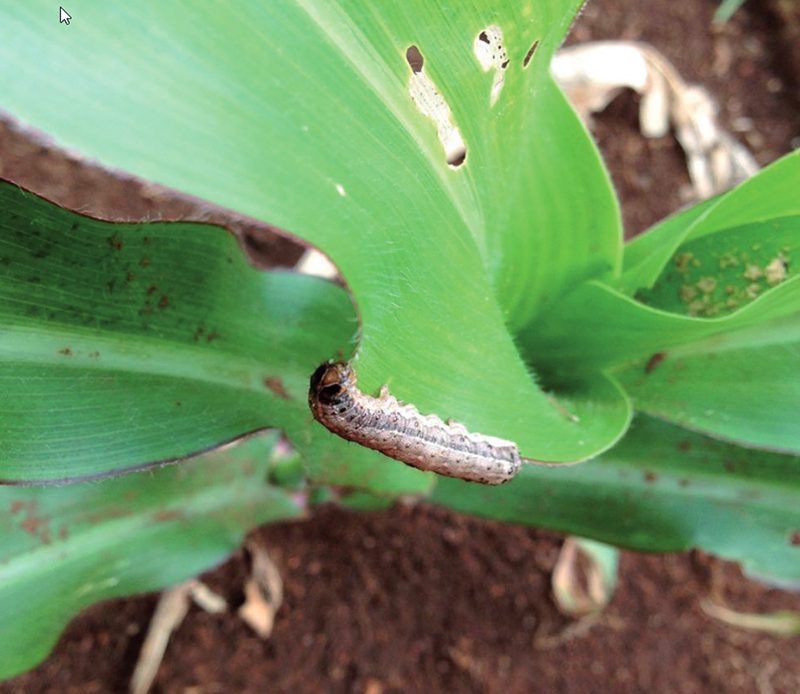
473;26;509;106
405;45;467;168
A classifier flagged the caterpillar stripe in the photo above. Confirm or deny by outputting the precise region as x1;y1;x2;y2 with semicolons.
309;362;521;485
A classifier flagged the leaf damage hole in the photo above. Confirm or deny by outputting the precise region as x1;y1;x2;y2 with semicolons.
473;26;508;106
405;44;467;168
523;40;540;69
405;45;424;74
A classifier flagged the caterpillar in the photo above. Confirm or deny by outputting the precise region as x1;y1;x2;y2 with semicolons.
308;362;521;485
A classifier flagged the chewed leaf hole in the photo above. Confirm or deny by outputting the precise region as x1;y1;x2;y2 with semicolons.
405;44;467;169
473;26;508;106
523;40;540;68
405;45;424;73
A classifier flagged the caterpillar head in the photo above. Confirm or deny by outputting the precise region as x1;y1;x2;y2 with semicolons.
309;361;356;407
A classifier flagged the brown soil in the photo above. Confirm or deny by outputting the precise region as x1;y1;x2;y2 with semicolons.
5;506;800;694
569;0;799;237
2;0;799;692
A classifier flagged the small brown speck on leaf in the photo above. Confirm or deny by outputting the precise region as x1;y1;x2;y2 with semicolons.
644;471;658;483
790;532;800;547
18;501;51;543
645;352;667;373
265;376;292;400
139;257;151;268
58;347;73;356
158;295;170;310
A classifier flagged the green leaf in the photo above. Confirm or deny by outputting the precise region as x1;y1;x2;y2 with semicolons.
612;214;800;452
615;312;800;453
635;216;798;318
683;153;800;243
497;75;621;330
0;181;427;492
0;1;626;462
617;196;719;296
522;274;800;374
714;0;747;24
0;432;303;680
525;206;800;374
431;416;800;585
618;152;800;295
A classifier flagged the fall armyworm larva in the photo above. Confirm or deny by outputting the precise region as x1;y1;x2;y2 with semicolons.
308;362;521;485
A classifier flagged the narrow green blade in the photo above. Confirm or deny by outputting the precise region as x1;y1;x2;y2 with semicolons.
0;181;426;491
432;416;800;584
0;433;302;680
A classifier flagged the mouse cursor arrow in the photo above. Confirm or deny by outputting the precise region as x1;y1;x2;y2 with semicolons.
59;7;71;25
